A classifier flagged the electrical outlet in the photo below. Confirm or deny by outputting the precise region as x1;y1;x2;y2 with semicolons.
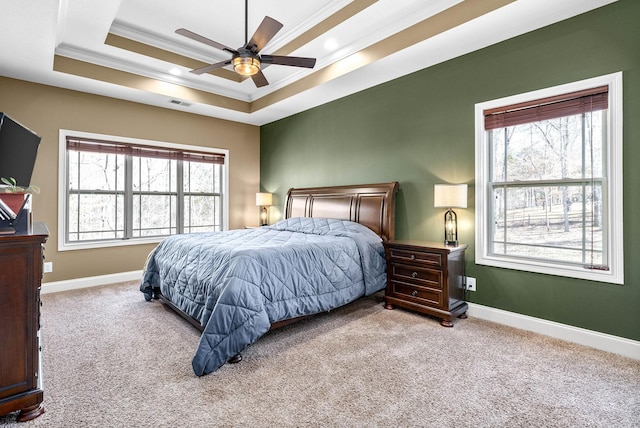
43;262;53;273
465;276;476;291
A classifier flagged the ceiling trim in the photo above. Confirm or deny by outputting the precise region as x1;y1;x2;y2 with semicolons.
53;55;250;113
252;0;517;112
104;33;244;83
272;0;378;57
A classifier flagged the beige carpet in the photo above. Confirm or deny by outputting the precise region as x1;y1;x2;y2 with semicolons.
1;281;639;427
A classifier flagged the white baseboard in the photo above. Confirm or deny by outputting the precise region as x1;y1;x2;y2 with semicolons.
467;302;640;361
41;270;143;294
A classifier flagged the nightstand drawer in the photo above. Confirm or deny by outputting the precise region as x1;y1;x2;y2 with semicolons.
388;247;443;267
389;263;442;289
388;280;443;307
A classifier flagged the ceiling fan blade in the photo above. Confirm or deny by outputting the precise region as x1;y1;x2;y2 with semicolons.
251;70;269;87
190;60;232;75
261;55;316;68
246;16;283;53
175;28;237;55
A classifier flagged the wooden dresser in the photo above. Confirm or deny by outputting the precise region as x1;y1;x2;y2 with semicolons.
0;223;48;421
383;240;468;327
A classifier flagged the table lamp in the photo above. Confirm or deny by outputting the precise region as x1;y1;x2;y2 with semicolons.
434;184;467;246
256;192;273;226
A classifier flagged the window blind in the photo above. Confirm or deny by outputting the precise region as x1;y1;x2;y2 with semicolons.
484;85;608;130
66;137;225;165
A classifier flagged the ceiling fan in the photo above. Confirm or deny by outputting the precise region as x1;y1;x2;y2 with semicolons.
175;0;317;88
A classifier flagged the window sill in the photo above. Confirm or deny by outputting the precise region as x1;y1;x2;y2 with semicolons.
58;236;164;252
476;253;624;285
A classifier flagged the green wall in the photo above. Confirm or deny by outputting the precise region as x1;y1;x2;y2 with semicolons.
261;0;640;341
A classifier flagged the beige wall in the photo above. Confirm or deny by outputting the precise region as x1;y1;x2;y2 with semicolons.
0;77;260;283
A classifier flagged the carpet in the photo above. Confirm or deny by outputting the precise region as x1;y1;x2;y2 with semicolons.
1;281;638;427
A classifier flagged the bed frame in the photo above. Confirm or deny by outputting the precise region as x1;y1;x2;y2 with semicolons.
157;182;399;363
284;182;398;241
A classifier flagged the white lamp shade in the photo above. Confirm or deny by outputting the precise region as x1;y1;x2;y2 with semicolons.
434;184;467;208
256;192;273;206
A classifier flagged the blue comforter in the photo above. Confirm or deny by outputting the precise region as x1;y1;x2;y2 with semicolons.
140;217;386;375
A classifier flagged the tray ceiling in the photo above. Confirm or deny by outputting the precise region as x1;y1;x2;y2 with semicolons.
0;0;617;125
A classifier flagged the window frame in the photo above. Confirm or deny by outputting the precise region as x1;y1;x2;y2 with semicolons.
474;72;624;284
58;129;229;251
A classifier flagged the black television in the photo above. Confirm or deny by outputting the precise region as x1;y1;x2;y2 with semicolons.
0;113;41;188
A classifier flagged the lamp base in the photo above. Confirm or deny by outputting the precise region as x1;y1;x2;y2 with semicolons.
443;209;458;248
260;205;269;226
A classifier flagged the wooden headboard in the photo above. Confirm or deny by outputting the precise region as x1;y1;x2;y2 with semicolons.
284;182;399;241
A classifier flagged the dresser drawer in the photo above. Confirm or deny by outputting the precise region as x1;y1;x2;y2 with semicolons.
387;247;443;267
389;263;442;289
388;280;443;307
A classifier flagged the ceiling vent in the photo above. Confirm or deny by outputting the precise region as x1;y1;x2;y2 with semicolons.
168;99;192;107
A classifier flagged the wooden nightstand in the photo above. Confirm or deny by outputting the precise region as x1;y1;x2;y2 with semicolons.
383;240;468;327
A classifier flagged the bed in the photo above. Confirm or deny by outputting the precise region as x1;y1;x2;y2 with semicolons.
140;182;398;375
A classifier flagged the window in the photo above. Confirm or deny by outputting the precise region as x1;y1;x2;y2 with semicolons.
58;130;229;251
475;72;623;284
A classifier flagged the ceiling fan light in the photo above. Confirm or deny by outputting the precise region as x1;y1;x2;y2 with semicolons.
233;56;260;76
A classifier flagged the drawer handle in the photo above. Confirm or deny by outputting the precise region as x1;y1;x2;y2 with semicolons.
411;271;418;278
411;290;418;297
410;254;416;260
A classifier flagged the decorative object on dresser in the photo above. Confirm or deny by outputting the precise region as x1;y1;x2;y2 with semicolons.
255;192;273;226
383;240;468;327
0;223;48;422
433;184;468;246
0;191;34;235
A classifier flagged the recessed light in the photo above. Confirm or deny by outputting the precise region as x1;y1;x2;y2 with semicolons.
324;38;338;51
169;67;182;76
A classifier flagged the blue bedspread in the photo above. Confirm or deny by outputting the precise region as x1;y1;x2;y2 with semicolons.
140;217;386;375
